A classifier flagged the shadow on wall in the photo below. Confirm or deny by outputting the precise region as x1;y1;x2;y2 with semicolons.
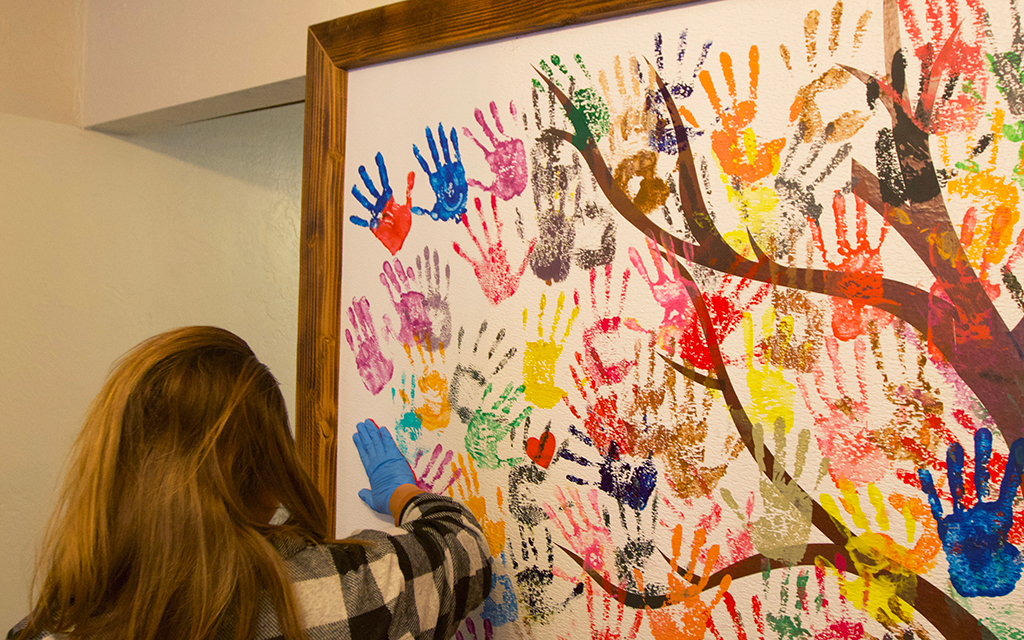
115;102;305;191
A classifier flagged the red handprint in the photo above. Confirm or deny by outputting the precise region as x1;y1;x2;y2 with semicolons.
810;190;892;341
898;0;989;133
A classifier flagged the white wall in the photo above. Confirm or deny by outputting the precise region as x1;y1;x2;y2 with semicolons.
0;103;305;629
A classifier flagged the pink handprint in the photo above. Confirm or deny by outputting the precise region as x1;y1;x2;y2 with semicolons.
463;101;528;201
380;257;433;345
454;195;536;305
345;296;394;395
799;335;888;485
810;190;891;341
630;237;767;371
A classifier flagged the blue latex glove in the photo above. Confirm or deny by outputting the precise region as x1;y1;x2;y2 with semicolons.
353;418;415;515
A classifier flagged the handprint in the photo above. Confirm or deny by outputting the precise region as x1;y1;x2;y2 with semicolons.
819;481;942;627
573;189;618;272
898;0;989;133
508;519;582;623
350;152;414;255
780;1;873;143
449;320;517;425
799;335;889;485
402;338;451;433
522;291;580;409
463;100;528;200
599;55;670;213
451;453;506;557
700;45;786;185
630;236;767;371
529;174;577;284
545;486;616;578
578;264;646;388
414;246;453;350
412;444;461;493
918;428;1024;597
774;124;851;227
721;421;827;564
643;526;732;640
743;308;797;435
465;381;532;469
379;257;432;346
565;352;631;456
453;195;536;304
412;123;468;221
560;424;658;512
989;0;1024;116
948;110;1022;298
535;53;610;142
627;336;742;499
391;372;423;454
345;296;393;394
810;190;891;341
643;28;713;154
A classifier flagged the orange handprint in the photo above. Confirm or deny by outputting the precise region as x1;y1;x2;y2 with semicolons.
450;453;506;557
700;46;786;185
643;525;732;640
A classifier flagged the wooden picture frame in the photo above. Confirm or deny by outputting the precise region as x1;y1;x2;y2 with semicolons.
296;0;700;533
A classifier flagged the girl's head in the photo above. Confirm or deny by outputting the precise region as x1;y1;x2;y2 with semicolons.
22;326;326;640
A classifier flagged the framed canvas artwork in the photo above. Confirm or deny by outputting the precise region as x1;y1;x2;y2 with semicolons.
298;0;1024;637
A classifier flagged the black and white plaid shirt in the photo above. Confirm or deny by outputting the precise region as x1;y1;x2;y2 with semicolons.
9;493;492;640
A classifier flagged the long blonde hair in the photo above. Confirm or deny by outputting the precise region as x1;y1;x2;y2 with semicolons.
19;326;328;640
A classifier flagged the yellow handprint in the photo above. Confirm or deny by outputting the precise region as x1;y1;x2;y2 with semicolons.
403;337;451;432
522;291;579;409
743;307;796;433
818;480;941;628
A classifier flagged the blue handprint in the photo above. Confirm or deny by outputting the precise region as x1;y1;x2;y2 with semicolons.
412;123;468;222
562;425;657;511
918;428;1024;597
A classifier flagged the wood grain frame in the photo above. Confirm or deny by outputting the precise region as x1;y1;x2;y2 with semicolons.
298;0;701;532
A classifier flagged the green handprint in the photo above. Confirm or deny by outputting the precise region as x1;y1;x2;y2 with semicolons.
534;53;610;143
465;381;532;469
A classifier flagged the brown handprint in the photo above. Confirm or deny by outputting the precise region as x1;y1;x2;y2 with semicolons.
599;55;670;213
699;45;786;185
780;1;873;142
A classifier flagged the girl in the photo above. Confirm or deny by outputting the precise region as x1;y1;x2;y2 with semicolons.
9;326;491;640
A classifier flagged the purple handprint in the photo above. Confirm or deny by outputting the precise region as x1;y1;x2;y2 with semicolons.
380;258;433;346
412;123;468;222
463;101;528;201
918;428;1024;597
345;296;393;395
413;444;462;493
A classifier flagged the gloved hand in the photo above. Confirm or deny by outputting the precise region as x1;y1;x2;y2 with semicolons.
353;418;415;515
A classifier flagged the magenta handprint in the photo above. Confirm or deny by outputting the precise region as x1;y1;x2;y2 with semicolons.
345;296;393;395
464;101;528;201
454;195;536;305
380;257;433;346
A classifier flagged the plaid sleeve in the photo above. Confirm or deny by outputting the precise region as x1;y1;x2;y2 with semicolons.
276;493;492;640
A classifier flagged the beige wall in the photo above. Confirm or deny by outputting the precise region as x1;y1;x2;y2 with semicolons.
0;0;82;126
0;104;305;628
